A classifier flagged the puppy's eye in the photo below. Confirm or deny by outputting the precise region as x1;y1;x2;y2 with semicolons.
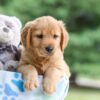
53;34;59;39
36;34;43;39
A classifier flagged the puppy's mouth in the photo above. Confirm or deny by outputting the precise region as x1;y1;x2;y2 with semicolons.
37;49;54;57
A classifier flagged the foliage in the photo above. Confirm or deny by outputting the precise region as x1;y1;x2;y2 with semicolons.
1;0;100;29
64;27;100;67
64;28;100;76
66;0;100;31
0;0;69;24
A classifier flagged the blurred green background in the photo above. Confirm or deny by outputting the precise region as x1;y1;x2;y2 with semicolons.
0;0;100;100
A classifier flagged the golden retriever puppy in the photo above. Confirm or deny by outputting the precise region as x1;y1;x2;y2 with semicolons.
17;16;70;94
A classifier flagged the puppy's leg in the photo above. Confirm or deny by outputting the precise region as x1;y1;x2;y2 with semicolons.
43;67;64;94
17;65;39;90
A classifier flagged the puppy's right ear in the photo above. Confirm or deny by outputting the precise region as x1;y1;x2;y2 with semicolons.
21;22;32;49
58;21;69;52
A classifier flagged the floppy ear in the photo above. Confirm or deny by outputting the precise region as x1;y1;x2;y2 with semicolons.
58;21;69;52
21;23;32;49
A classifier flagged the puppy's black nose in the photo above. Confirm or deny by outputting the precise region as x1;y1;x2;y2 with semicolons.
45;46;53;53
3;27;9;33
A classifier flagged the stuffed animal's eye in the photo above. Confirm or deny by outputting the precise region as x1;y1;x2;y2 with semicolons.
7;24;11;28
5;21;13;29
53;34;59;39
36;34;43;39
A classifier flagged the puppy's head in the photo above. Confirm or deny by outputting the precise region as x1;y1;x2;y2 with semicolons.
21;16;69;57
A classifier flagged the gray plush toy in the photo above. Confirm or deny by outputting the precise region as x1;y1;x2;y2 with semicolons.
0;15;22;71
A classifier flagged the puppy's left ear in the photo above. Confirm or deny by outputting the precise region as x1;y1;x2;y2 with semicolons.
58;21;69;52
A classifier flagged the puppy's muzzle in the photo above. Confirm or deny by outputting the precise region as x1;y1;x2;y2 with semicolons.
45;46;53;53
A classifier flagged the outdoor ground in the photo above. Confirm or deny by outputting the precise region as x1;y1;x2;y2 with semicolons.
65;86;100;100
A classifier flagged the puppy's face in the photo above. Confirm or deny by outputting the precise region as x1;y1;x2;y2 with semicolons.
31;19;61;57
21;16;69;57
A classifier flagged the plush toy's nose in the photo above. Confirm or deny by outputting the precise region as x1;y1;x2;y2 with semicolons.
3;27;9;33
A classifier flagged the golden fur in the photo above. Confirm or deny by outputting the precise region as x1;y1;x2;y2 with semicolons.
17;16;70;94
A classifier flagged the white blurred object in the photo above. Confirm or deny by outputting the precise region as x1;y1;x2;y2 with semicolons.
0;15;22;46
76;77;100;89
0;14;22;71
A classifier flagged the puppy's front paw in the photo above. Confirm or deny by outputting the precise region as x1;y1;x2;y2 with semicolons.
43;78;56;94
24;73;39;91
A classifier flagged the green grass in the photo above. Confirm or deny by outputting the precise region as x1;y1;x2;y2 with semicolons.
65;86;100;100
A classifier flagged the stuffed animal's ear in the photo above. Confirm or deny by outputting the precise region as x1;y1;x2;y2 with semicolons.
58;21;69;52
21;22;32;49
11;16;22;29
